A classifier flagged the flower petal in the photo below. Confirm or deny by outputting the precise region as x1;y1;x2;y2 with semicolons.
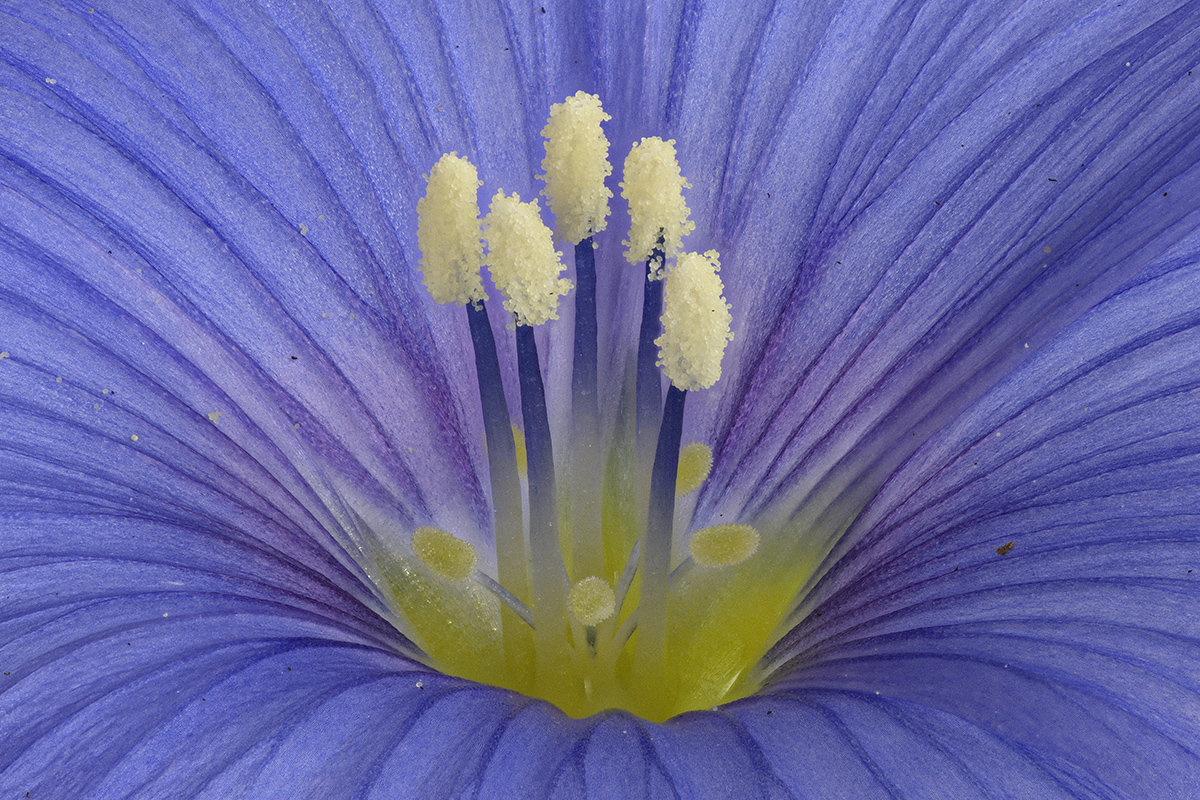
0;0;585;552
683;0;1200;533
755;231;1200;796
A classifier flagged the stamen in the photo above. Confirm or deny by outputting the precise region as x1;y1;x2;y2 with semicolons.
512;320;580;688
633;243;666;544
621;137;695;270
538;95;612;579
655;251;734;391
539;92;613;245
634;382;687;687
676;442;713;495
483;191;572;326
635;243;666;442
411;526;478;583
516;323;569;675
512;325;563;591
466;302;530;663
622;137;692;458
570;237;604;577
636;250;733;691
484;191;573;681
415;153;488;306
417;156;530;669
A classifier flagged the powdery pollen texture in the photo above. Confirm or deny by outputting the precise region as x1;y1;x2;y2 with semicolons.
484;191;573;326
540;92;613;244
621;137;695;272
416;153;487;305
656;250;733;390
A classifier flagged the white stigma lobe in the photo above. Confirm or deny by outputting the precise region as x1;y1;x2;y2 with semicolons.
568;576;617;626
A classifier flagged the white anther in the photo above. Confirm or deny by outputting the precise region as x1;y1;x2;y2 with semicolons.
484;191;573;326
416;153;487;306
621;137;695;275
540;92;613;244
656;251;733;390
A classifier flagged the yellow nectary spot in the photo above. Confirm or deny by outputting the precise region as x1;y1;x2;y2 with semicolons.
417;153;487;306
484;191;572;326
540;92;613;244
621;137;695;273
676;442;713;495
568;576;616;626
511;424;528;480
412;526;478;583
656;251;733;390
689;524;760;567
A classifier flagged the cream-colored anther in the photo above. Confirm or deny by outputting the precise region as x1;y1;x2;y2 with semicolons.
540;92;613;245
656;250;734;390
412;526;478;583
676;442;713;495
689;524;760;567
416;153;487;306
484;191;573;326
568;576;617;626
621;137;695;276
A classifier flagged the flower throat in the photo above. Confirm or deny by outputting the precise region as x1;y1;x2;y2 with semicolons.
385;93;803;722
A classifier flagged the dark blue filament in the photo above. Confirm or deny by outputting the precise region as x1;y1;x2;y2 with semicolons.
516;324;557;520
466;301;529;642
572;237;598;418
635;246;666;438
645;384;686;575
466;301;521;523
515;323;565;637
637;383;686;670
571;237;604;576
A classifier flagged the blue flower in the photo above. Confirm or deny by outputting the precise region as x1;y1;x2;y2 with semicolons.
2;0;1199;797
